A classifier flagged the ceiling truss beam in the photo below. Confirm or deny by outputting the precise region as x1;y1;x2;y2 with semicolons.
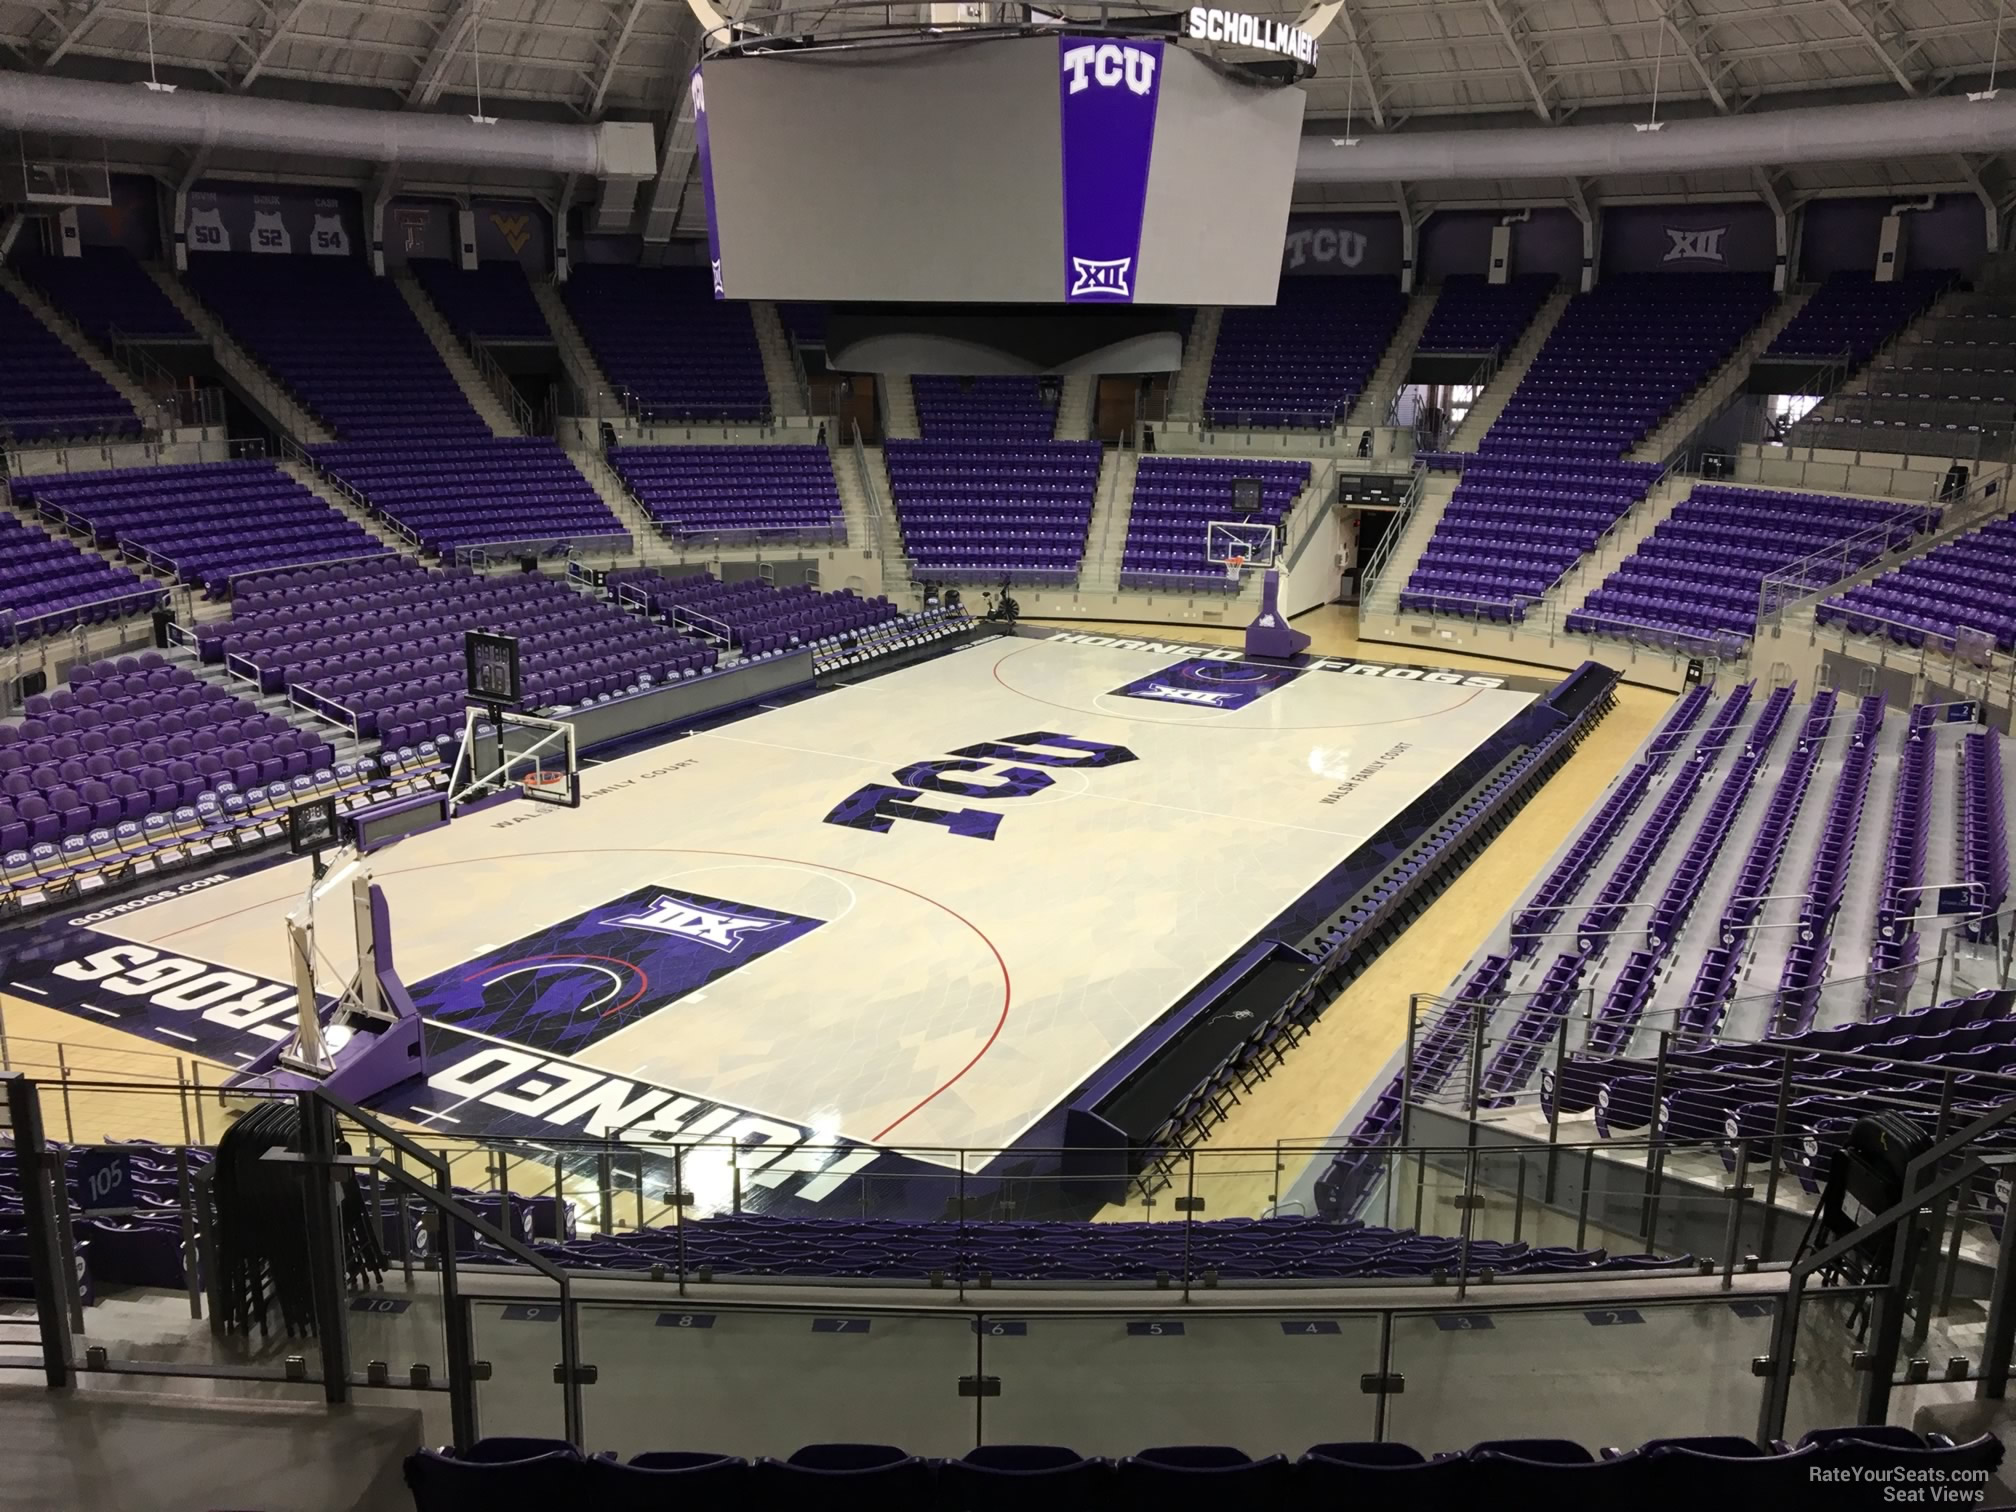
239;0;314;90
407;0;482;108
585;0;647;118
1477;0;1555;121
1826;0;1923;95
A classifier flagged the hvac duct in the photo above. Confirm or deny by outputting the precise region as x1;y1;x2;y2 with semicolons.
0;73;655;184
1299;92;2016;183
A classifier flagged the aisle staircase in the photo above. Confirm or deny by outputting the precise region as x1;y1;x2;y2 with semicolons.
1341;283;1441;435
1443;286;1573;452
1168;307;1222;421
0;265;170;429
1630;288;1815;462
883;377;921;439
141;263;333;444
752;302;808;420
393;274;519;437
531;279;619;418
1361;473;1459;613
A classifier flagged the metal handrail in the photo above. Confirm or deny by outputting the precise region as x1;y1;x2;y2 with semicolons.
1356;462;1429;602
466;333;540;437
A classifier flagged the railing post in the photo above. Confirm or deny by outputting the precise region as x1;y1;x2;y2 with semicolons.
294;1092;352;1406
3;1075;71;1387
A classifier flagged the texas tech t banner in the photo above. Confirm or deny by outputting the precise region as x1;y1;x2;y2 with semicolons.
1057;36;1164;303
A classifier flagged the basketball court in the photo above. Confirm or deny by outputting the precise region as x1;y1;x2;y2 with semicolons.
1;628;1552;1191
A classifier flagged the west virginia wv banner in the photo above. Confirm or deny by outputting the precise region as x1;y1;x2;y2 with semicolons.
1057;37;1163;304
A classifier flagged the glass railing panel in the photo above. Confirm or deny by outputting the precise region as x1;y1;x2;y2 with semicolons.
577;1303;975;1459
977;1309;1380;1457
1388;1297;1774;1453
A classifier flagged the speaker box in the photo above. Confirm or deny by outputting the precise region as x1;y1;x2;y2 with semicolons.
19;668;48;699
519;555;538;574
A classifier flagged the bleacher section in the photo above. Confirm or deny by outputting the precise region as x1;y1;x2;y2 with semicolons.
1766;268;1946;371
886;439;1101;580
563;265;769;422
0;514;164;643
0;283;140;442
889;376;1099;579
1416;273;1555;355
1820;510;2016;651
13;246;196;350
912;375;1057;440
1564;484;1937;650
1204;276;1409;428
406;1427;2001;1509
199;559;706;746
309;437;627;559
609;444;843;541
13;460;389;597
1120;456;1309;591
1790;288;2016;453
184;254;487;442
1322;678;2016;1219
1398;458;1661;620
1548;988;2016;1199
408;259;551;342
602;567;898;658
0;653;373;892
1480;273;1776;458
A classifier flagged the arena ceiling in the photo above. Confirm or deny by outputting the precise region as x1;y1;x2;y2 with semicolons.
1;0;2010;212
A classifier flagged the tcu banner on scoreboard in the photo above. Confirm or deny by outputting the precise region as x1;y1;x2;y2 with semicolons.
1057;36;1164;304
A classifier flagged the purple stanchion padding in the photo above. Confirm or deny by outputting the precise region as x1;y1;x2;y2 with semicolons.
226;882;429;1102
1244;571;1310;660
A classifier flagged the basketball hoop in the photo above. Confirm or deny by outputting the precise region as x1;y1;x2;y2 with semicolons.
1225;554;1246;580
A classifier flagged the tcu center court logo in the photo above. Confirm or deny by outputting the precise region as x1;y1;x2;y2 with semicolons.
1060;41;1158;96
1070;257;1132;298
612;893;791;953
1664;226;1728;263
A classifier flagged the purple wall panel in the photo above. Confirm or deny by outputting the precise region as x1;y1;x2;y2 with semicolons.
1418;210;1496;278
1281;212;1405;276
1602;202;1775;275
1801;195;1986;278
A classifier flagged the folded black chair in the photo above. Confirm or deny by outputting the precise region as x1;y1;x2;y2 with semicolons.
1641;1441;1823;1509
936;1444;1114;1511
403;1444;583;1512
752;1442;935;1512
1299;1442;1474;1509
580;1450;750;1512
1115;1445;1291;1510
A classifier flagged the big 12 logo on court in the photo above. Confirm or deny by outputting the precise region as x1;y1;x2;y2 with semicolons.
823;730;1135;841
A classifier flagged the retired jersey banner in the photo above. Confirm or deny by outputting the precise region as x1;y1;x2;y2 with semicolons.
691;66;726;300
1058;36;1163;304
